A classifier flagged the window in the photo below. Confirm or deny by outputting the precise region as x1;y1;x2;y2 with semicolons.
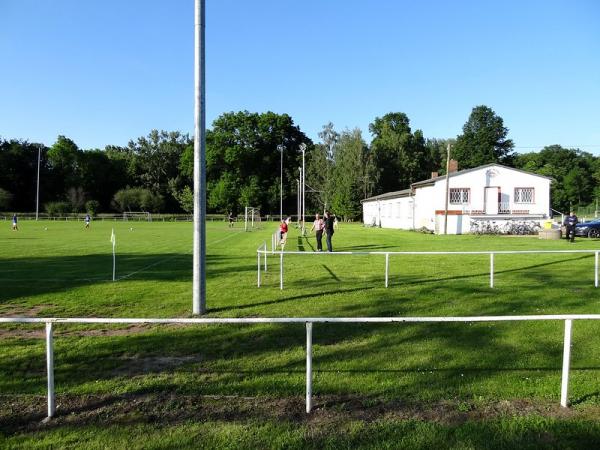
449;188;470;205
514;187;534;203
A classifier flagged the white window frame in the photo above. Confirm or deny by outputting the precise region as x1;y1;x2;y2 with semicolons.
514;187;535;204
449;188;470;205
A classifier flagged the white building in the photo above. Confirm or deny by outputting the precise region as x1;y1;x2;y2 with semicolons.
362;163;552;234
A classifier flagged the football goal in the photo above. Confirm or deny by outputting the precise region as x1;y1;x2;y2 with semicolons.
244;206;261;231
123;211;152;222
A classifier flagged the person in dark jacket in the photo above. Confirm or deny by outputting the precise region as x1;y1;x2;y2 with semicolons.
324;211;335;252
564;211;578;242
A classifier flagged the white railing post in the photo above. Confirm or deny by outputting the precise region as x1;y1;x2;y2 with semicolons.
257;250;261;287
560;319;573;407
263;242;267;272
490;253;494;288
46;322;55;418
595;252;598;288
280;252;284;290
385;253;389;288
306;322;313;413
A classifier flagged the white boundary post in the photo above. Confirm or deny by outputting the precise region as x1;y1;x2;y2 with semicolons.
280;252;284;290
46;322;55;418
595;251;598;288
490;253;494;288
385;253;389;288
560;319;573;407
257;251;261;287
306;322;313;413
264;242;267;272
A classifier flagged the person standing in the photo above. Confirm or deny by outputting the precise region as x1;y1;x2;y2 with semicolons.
324;211;335;252
228;212;234;228
279;217;290;248
564;211;578;242
310;213;325;251
12;213;18;231
84;214;91;229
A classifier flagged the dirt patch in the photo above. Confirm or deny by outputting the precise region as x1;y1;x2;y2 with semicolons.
1;393;597;435
0;323;165;339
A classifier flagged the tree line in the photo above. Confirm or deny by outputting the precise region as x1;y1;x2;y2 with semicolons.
1;106;599;217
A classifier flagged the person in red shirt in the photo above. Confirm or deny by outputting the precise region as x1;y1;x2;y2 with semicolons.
279;217;290;248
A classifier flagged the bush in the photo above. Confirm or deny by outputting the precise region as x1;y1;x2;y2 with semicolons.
0;188;12;211
113;187;164;213
85;200;100;215
45;201;72;217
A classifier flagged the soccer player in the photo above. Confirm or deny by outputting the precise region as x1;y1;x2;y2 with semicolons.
12;214;18;231
279;217;290;248
84;214;91;229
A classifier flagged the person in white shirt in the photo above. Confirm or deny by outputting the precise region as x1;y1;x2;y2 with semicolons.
310;213;325;251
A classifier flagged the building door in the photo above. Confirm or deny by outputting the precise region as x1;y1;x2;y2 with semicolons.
485;187;499;214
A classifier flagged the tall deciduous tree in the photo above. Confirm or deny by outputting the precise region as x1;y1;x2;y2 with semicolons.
369;112;435;193
453;105;514;169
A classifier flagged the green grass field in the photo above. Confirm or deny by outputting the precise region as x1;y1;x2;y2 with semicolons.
2;219;600;448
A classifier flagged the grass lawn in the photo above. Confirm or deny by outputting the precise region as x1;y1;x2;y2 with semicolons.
2;219;600;448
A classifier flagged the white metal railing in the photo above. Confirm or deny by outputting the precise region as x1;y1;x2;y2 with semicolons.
1;315;599;418
257;248;600;291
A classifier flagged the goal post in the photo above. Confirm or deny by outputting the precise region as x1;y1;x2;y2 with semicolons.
244;206;261;231
123;211;152;222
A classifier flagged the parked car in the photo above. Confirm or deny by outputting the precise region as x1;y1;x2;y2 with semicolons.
574;219;600;238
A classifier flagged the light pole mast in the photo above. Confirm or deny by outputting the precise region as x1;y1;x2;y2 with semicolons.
300;143;306;234
278;144;285;222
193;0;206;315
36;144;41;220
443;143;451;235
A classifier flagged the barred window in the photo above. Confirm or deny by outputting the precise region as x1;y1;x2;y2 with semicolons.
449;188;469;204
514;187;534;203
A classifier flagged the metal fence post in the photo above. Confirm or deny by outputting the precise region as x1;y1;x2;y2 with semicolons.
490;253;494;288
595;251;598;288
560;319;573;407
385;253;389;288
280;252;284;290
46;322;55;418
306;322;313;413
263;242;267;272
257;251;261;287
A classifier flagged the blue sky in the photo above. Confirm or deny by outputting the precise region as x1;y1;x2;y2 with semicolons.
1;0;599;153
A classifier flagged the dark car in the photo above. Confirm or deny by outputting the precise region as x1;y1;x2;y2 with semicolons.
574;219;600;238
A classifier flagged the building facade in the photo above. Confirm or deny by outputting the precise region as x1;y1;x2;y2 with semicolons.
362;164;552;234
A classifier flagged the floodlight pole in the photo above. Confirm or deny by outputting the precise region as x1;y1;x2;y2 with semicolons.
297;178;300;225
36;144;41;220
443;143;451;235
278;144;285;222
193;0;206;315
300;143;306;234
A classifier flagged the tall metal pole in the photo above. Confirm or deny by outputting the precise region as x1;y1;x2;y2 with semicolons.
297;178;300;225
193;0;206;315
278;144;285;222
443;143;451;235
300;143;306;234
36;145;41;220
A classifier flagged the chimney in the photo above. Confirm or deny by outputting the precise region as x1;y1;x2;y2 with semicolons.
448;159;458;173
431;172;438;179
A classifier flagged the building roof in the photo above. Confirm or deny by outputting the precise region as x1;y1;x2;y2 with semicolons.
410;163;554;187
361;188;412;203
361;163;553;204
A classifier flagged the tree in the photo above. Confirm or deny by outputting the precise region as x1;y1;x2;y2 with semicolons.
453;105;514;169
0;188;12;210
514;145;595;212
203;111;312;215
369;112;435;193
305;123;338;213
331;128;372;219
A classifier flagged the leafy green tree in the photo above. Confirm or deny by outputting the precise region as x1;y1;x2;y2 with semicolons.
173;186;194;213
453;105;514;169
204;111;312;215
514;145;595;212
331;128;371;219
0;188;12;210
369;112;435;193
